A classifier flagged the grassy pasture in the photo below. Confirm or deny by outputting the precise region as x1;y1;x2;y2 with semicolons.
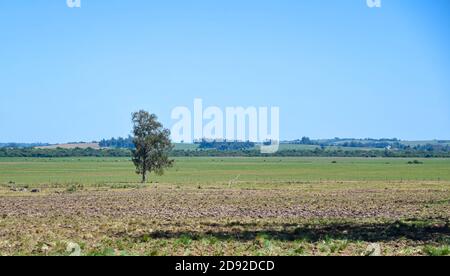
1;157;450;187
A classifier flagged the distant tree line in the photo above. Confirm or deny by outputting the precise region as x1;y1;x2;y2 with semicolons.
287;137;403;148
286;137;450;151
290;137;317;145
172;148;450;158
407;144;450;152
97;136;450;152
197;139;255;151
0;143;50;148
1;147;449;158
99;136;135;149
0;147;131;158
2;135;449;158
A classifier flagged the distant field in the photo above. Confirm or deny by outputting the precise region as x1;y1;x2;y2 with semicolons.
28;141;450;152
36;143;101;149
277;144;320;150
173;143;199;151
1;157;450;186
277;144;386;151
34;143;197;151
174;143;385;151
401;140;450;146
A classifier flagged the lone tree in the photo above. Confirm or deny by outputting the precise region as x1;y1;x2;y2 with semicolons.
131;110;174;183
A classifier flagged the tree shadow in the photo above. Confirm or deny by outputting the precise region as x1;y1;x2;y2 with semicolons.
130;220;450;243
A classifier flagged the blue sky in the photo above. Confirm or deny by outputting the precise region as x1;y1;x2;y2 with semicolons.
0;0;449;143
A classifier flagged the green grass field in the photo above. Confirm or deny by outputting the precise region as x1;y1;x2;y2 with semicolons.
1;157;449;186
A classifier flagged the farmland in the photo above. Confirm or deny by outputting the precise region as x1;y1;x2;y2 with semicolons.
0;157;449;256
1;157;450;185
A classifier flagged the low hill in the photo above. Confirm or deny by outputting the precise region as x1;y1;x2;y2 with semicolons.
36;143;101;149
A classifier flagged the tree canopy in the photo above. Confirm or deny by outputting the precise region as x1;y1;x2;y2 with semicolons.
131;111;174;183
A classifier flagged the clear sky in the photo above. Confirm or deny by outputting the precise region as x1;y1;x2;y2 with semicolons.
0;0;449;143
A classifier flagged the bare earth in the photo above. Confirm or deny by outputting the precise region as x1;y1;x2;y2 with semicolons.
0;182;449;256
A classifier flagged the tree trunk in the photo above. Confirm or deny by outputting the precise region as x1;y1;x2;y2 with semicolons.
142;171;147;183
141;157;147;183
